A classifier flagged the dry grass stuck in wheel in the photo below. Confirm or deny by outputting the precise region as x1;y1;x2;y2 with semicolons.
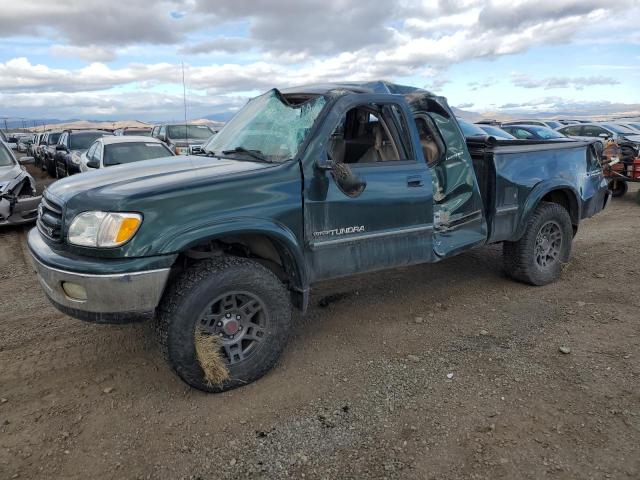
194;331;229;385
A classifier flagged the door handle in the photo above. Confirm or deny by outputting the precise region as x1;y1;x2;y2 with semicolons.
407;175;424;187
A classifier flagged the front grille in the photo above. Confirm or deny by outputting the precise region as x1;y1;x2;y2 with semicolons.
37;194;64;242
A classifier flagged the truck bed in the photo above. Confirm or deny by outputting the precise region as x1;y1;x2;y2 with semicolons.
465;138;598;244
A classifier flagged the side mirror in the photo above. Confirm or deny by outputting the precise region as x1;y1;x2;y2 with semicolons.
56;145;67;152
319;160;366;197
86;159;100;169
19;156;35;165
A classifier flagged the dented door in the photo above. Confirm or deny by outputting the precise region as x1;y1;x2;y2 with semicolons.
408;97;487;258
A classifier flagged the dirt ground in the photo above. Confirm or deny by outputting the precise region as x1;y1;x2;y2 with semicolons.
0;166;639;479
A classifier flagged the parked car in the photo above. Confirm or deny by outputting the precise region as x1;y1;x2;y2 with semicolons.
42;131;63;176
0;140;40;226
17;134;34;153
614;122;640;133
557;122;640;146
457;118;488;138
34;132;49;168
502;119;563;130
53;130;113;178
79;136;174;172
476;124;516;140
154;123;215;155
114;127;152;136
501;125;573;141
28;81;608;393
28;133;42;158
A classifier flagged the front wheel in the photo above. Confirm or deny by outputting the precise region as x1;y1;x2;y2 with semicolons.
155;257;292;392
503;202;573;285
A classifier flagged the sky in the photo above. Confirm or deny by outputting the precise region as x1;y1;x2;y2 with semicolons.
0;0;638;122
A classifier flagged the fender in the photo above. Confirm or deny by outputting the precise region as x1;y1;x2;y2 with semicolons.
513;180;581;241
159;217;309;292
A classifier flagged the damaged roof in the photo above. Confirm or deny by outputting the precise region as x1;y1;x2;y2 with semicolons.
280;81;431;96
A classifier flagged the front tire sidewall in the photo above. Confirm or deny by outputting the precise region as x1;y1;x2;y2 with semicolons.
160;259;291;392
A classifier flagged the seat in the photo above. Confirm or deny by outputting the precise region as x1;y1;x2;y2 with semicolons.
357;124;397;163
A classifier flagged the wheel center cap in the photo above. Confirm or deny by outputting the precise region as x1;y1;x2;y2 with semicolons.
222;319;239;335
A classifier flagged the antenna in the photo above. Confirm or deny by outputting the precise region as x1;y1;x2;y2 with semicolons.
181;61;188;156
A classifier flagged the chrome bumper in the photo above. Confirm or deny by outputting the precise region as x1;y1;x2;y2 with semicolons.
31;255;170;314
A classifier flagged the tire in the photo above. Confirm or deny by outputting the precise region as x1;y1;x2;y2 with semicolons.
46;159;56;177
503;201;573;286
608;179;628;198
155;256;292;392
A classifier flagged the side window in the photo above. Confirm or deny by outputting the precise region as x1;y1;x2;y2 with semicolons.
414;116;444;167
514;128;534;139
158;125;166;138
327;104;409;165
58;133;66;146
562;126;581;136
582;126;606;137
94;143;103;163
86;142;98;161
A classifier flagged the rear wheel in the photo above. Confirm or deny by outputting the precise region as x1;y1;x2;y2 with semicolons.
155;257;292;392
503;202;573;285
609;179;628;198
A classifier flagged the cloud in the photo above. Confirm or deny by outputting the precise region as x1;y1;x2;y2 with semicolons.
178;37;253;55
50;45;116;62
0;0;183;46
511;73;620;90
457;102;475;109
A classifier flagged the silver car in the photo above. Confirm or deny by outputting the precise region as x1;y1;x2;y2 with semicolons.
557;122;640;147
0;141;41;226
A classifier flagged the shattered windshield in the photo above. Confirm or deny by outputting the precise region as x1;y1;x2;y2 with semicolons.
204;90;327;162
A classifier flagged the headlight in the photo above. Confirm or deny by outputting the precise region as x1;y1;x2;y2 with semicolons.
0;181;9;193
175;146;189;155
68;211;142;247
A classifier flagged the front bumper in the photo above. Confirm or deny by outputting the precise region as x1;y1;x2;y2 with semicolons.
27;228;174;322
0;195;40;226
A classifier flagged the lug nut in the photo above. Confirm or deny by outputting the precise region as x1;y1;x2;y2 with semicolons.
238;325;243;330
236;315;241;320
217;321;223;327
225;313;231;318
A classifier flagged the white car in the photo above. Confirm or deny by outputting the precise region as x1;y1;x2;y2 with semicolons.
79;136;175;172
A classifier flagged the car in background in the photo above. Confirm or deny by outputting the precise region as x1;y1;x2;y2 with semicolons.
79;136;174;172
476;124;516;140
502;119;563;130
34;132;50;168
501;125;574;141
457;118;488;138
154;123;215;155
0;140;40;226
614;122;640;133
28;133;42;157
54;130;113;178
17;134;34;153
42;131;63;176
114;127;152;136
557;122;640;146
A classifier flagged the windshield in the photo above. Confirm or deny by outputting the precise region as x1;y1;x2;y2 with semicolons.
528;126;565;139
204;90;327;162
0;142;14;166
47;133;61;145
479;125;515;139
604;123;636;134
123;129;151;136
167;125;213;141
457;119;486;137
70;132;105;150
104;142;173;166
628;123;640;131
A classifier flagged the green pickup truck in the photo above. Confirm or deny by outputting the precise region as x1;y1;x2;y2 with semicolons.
28;82;609;392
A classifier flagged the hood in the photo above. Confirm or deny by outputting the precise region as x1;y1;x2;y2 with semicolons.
46;155;272;204
0;164;22;183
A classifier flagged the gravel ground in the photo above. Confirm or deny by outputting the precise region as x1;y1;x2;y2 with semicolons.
0;168;638;479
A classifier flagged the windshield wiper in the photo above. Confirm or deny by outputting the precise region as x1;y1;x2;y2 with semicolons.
221;147;273;163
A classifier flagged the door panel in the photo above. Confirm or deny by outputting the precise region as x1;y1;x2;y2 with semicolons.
412;107;487;258
305;162;433;281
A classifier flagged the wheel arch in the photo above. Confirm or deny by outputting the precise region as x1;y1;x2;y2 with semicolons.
163;219;309;311
515;182;581;240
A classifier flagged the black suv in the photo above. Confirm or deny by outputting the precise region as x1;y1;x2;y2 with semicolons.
54;130;113;177
42;131;63;177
